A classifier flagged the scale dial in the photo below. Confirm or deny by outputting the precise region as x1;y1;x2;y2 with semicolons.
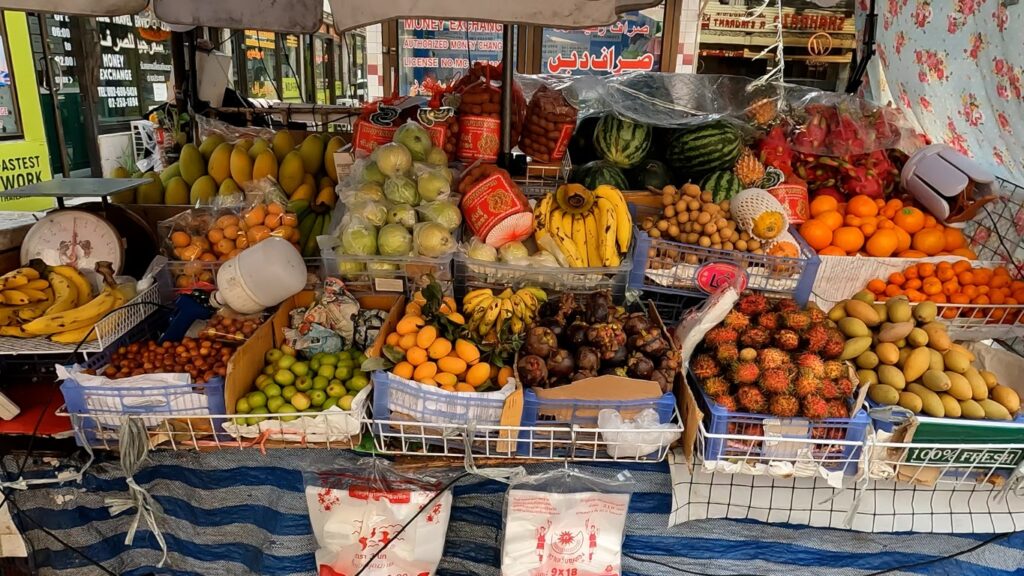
21;210;125;273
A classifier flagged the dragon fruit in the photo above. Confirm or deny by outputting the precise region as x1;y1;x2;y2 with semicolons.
756;125;795;177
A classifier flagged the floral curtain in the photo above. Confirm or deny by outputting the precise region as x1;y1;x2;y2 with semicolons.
858;0;1024;186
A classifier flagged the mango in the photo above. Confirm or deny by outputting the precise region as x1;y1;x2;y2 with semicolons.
230;145;253;184
875;342;900;365
828;302;847;322
913;300;938;323
922;369;951;392
279;151;305;194
197;133;225;159
248;137;270;159
840;336;872;361
907;383;944;417
906;327;929;347
898;391;923;413
942;371;969;399
878;365;906;390
302;172;316;190
136;172;164;204
923;323;951;352
878;321;914;343
991;385;1021;414
886;298;912;323
979;399;1012;421
235;138;253;152
207;142;233;185
898;347;912;368
942;350;970;374
962;368;987;401
979;370;998;389
902;347;931;383
272;130;296;161
179;143;206;185
947;343;976;362
845;299;880;326
856;369;878;386
852;290;875;304
324;136;345;182
253;150;278;182
297;134;324;174
873;303;888;323
838;317;870;338
928;349;945;372
868;384;900;406
939;394;962;418
959;399;985;419
159;161;181;185
109;166;135;203
190;175;217;205
164;176;189;205
218;178;240;197
857;351;879;370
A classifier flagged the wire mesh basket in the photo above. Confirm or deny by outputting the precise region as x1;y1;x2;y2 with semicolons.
321;247;454;297
513;152;573;198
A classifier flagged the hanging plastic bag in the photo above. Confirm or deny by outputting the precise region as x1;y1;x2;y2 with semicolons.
502;468;634;576
305;458;456;576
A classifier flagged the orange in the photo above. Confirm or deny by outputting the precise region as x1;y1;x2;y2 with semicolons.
888;272;906;286
973;268;992;285
881;198;903;219
911;228;946;256
957;271;975;285
937;266;955;282
406;347;429;366
847;195;879;217
931;293;948;303
414;361;438;382
904;278;922;290
832;227;865;253
923;215;938;228
918;263;936;278
171;231;192;248
817;210;844;231
810;195;839;217
891;227;911;253
893;207;925;233
922;277;942;295
962;285;979;299
465;363;492;387
865;229;898;257
428;338;453;360
973;295;991;305
991;275;1010;289
942;281;960;297
799;220;833;251
943;228;966;251
867;279;887;294
819;246;846;256
393;361;415;380
950;293;971;305
860;222;878;237
416;325;438;349
952;247;978;259
845;214;863;227
905;267;920;280
953;260;973;274
454;339;481;365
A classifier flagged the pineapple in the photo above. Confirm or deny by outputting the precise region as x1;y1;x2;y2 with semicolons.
734;148;766;188
747;98;778;126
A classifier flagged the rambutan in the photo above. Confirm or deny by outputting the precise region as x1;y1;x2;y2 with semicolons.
714;395;739;412
826;400;849;419
702;376;731;397
739;326;771;348
775;298;799;312
823;360;846;380
732;361;760;385
806;307;827;325
801;395;830;419
722;310;751;331
821;328;846;359
704;326;739;349
805;324;830;353
769;394;800;417
774;329;800;351
820;379;842;400
737;386;767;413
716;343;740;365
757;312;781;331
781;310;812;332
691;354;721;379
794;375;821;398
759;368;793;395
835;376;855;397
739;347;758;362
795;353;825;379
736;293;770;316
757;347;790;370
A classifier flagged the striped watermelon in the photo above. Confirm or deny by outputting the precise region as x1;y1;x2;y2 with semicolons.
572;160;630;190
667;121;743;177
593;115;651;168
701;171;742;203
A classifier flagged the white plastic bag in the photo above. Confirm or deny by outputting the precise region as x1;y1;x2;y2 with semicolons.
598;408;681;459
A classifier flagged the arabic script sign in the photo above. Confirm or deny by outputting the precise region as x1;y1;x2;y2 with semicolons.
542;11;662;76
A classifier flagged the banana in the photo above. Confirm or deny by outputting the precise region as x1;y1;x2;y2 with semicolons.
17;290;55;322
515;291;539;314
467;296;492;334
44;273;78;316
519;286;548;303
595;185;632;252
50;266;93;306
302;214;324;257
509;294;526;320
2;290;30;305
313;186;338;213
495;297;513;332
463;288;494;311
571;214;589;267
0;326;32;338
50;324;100;344
24;279;50;291
583;212;602;269
596;197;620;267
510;314;524;335
0;305;26;326
549;209;584;267
497;288;513;300
288;199;311;218
21;288;119;336
534;193;553;231
477;297;503;336
0;275;28;290
298;211;318;245
19;288;50;303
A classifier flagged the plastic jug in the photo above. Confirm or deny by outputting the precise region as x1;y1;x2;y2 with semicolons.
211;237;306;314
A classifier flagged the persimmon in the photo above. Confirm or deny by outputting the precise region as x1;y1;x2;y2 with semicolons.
904;267;920;280
885;284;903;297
922;277;942;295
953;260;973;274
957;271;975;285
867;279;887;294
973;268;992;285
904;278;922;290
888;272;906;286
936;265;955;282
905;289;927;302
942;281;960;297
918;263;936;278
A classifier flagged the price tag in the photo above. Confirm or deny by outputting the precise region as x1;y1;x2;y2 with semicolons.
373;278;405;293
333;150;355;181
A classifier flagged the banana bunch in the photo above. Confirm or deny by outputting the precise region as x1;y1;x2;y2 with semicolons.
0;266;51;307
290;198;333;258
533;184;632;268
463;286;548;341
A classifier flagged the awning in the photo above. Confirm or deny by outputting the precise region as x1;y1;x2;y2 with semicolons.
4;0;663;33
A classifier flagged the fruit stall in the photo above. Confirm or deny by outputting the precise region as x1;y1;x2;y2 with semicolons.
0;0;1023;574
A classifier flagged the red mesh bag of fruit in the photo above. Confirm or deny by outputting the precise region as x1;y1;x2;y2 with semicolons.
452;63;526;164
519;85;577;164
351;95;417;156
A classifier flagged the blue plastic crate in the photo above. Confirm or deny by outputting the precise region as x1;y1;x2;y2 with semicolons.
516;388;676;458
691;370;869;474
629;206;820;304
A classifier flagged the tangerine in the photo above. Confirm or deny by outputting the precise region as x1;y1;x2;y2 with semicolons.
847;195;879;217
943;228;966;251
911;228;946;256
817;210;844;231
799;220;833;251
819;246;847;256
810;195;839;217
832;226;865;253
865;229;898;257
893;207;925;233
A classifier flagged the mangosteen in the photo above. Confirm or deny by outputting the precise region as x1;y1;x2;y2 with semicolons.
641;336;670;357
517;355;549;388
651;368;673;393
570;370;596;382
603;345;628;367
627;352;655;380
586;322;627;359
546;349;576;381
622;312;650;336
575;346;600;373
539;317;564;339
585;291;613;324
524;326;558;358
660;349;682;372
600;365;628;377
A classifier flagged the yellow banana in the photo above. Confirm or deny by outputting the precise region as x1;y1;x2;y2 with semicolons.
17;290;55;322
509;294;527;321
571;214;589;267
50;324;100;344
519;286;548;303
44;273;78;316
583;212;602;269
0;326;32;338
0;305;25;326
0;275;28;290
515;290;539;313
478;297;503;336
50;266;93;307
462;288;494;312
510;314;524;335
19;288;51;303
495;297;513;332
2;290;30;305
22;288;118;336
534;193;553;231
596;197;620;267
595;185;632;252
497;288;513;300
548;208;584;267
24;279;50;291
466;296;493;333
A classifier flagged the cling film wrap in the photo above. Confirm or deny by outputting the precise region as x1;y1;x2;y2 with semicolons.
304;458;455;576
197;115;277;145
501;468;634;576
453;63;526;163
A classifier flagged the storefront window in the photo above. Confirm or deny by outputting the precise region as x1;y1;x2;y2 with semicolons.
0;16;23;137
397;19;505;96
342;30;367;105
541;4;665;75
281;33;303;102
313;36;329;104
95;12;172;127
244;29;278;99
29;14;78;92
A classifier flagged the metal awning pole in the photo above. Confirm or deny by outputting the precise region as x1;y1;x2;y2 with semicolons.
499;23;514;168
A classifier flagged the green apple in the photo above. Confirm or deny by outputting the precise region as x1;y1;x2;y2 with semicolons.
275;404;299;422
295;375;313;391
274;369;296;387
338;395;355;411
282;385;298;400
265;349;284;365
334;365;353;381
291;392;311;411
267;395;286;412
337;358;354;370
247;407;269;425
246;390;268;409
353;351;368;366
310;358;321;372
302;407;320;413
320;354;338;366
233;416;248;425
317;365;336;379
322;397;339;410
263;383;282;398
312;351;325;361
329;378;343;390
235;397;252;414
277;355;297;370
263;364;276;375
326;382;347;398
347;371;369;392
291;361;310;377
338;350;353;362
313;376;330;390
281;344;297;357
254;374;271;390
309;389;328;407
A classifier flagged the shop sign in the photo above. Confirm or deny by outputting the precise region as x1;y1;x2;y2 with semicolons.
702;10;851;33
0;154;44;189
398;20;503;95
904;447;1024;467
544;15;660;75
807;33;834;58
244;30;275;49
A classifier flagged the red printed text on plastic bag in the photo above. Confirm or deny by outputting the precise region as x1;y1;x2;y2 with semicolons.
353;121;398;155
458;115;501;163
460;172;530;241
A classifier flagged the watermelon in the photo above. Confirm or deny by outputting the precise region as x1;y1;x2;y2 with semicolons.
572;160;629;190
701;171;742;202
629;159;672;190
667;121;743;177
593;115;651;168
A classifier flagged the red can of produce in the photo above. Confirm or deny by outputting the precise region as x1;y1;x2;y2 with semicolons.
460;167;534;247
457;115;502;163
768;181;810;224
